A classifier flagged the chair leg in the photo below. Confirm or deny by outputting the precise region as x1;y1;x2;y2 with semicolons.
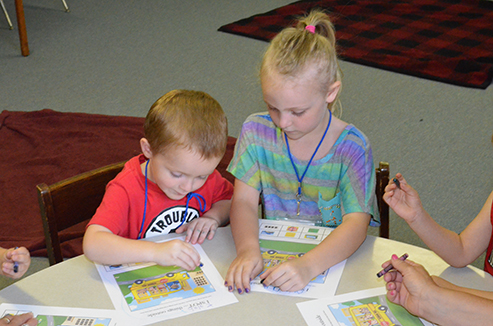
60;0;69;12
0;0;13;29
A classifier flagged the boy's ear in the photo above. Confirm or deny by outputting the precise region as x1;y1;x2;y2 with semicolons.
140;138;153;159
325;81;341;104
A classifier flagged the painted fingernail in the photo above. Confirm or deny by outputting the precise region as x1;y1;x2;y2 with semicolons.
238;288;243;294
245;288;250;293
224;281;228;286
390;290;395;296
228;286;232;291
391;254;398;260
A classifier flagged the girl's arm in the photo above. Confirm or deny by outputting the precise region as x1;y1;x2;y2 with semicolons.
83;225;201;270
225;179;264;294
385;176;493;267
261;212;369;291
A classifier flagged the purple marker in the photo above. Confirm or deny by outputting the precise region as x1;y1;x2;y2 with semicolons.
377;253;408;278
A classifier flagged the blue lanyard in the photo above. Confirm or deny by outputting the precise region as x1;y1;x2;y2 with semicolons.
284;110;332;216
138;160;206;239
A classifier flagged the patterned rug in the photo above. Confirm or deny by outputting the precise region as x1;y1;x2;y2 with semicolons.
219;0;493;89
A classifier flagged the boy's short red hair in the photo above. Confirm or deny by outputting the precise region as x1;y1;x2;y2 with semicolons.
144;90;228;159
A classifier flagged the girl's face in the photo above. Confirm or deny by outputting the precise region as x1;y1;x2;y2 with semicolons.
261;66;340;141
140;140;220;200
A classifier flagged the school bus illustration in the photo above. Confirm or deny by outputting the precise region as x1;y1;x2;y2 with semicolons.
261;249;304;269
341;303;396;326
130;271;194;304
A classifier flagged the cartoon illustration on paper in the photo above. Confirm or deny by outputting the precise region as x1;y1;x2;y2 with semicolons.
328;295;426;326
114;264;214;311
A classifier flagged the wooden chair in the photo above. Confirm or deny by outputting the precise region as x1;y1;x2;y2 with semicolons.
376;161;390;238
36;161;125;265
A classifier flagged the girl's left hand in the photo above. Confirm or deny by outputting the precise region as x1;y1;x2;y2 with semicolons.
259;257;312;292
176;216;219;244
2;247;31;279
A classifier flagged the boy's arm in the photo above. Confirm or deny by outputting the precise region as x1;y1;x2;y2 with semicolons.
202;199;231;227
261;212;369;291
385;175;493;267
83;225;201;270
225;179;264;294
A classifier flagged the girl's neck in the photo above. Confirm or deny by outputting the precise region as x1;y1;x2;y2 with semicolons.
285;115;347;161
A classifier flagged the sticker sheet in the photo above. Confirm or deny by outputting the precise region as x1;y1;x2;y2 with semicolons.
0;304;121;326
95;237;237;325
251;220;346;298
297;287;437;326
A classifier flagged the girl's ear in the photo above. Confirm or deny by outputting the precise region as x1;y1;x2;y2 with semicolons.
140;138;153;159
325;81;341;104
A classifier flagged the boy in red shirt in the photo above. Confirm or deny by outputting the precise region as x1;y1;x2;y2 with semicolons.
83;90;233;270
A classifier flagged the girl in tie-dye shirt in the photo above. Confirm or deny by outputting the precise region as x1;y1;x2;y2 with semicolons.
224;10;379;295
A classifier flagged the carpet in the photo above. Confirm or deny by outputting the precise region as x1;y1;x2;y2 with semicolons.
218;0;493;89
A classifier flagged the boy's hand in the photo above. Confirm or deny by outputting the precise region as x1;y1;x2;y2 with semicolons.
260;256;312;292
175;216;219;245
225;250;263;294
153;239;201;271
1;247;30;279
383;173;425;223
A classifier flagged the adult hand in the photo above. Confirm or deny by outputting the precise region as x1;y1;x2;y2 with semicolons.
0;312;37;326
383;255;437;317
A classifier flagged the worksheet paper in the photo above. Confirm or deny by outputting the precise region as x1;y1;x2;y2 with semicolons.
95;237;237;325
251;220;345;298
0;303;121;325
297;287;437;326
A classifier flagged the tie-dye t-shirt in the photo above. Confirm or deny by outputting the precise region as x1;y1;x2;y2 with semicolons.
228;113;380;227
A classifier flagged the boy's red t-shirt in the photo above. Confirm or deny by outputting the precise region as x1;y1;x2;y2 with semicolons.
87;154;233;239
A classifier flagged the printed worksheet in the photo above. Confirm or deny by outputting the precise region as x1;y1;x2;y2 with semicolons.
251;220;345;298
95;237;237;325
297;287;437;326
0;303;121;325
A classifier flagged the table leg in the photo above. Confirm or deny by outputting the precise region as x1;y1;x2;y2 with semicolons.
14;0;29;56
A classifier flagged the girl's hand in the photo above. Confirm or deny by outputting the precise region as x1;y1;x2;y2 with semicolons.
260;256;312;292
175;216;220;245
153;239;201;271
1;247;30;279
225;250;263;294
383;173;425;223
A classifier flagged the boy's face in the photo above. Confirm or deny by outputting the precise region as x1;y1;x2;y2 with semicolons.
141;144;221;200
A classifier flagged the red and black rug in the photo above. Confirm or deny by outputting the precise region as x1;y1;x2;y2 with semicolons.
219;0;493;89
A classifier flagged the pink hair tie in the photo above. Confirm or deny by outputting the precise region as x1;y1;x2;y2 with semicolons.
305;25;316;34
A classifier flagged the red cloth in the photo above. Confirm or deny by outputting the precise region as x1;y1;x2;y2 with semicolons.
484;202;493;276
0;109;145;257
87;155;234;239
0;109;237;259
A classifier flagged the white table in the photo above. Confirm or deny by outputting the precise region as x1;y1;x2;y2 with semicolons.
1;227;492;325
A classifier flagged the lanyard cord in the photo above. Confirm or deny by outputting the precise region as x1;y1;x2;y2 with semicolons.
138;159;150;240
284;110;332;215
177;193;206;229
138;159;207;239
